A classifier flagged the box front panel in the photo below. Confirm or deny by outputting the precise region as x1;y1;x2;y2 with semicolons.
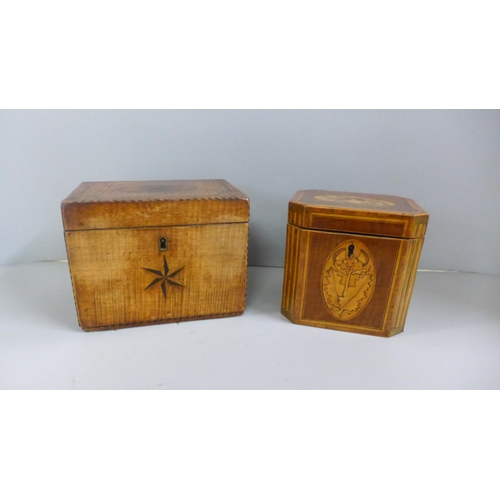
65;223;248;330
299;229;404;335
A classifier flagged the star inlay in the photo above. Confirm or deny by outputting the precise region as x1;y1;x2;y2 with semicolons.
142;256;185;298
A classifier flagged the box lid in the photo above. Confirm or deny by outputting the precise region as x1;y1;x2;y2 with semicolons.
288;190;428;238
62;180;249;230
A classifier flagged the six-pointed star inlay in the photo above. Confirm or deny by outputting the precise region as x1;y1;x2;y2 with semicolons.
142;256;185;298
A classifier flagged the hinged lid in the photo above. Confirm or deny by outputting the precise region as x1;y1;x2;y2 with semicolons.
288;190;428;238
62;180;249;231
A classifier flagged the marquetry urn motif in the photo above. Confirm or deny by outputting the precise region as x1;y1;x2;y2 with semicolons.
281;190;428;337
62;180;249;331
321;239;376;321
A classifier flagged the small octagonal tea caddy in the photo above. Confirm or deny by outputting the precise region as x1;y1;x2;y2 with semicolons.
281;190;428;337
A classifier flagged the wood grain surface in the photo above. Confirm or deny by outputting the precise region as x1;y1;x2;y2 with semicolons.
65;223;248;331
282;190;427;337
62;179;249;230
62;180;249;331
288;190;428;238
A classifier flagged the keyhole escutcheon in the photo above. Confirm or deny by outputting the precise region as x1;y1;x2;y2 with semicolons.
159;237;168;252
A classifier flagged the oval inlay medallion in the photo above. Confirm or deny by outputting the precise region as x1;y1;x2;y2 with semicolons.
321;239;376;321
315;195;395;207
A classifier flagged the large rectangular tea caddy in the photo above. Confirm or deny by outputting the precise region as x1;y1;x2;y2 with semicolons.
281;190;428;337
62;180;249;331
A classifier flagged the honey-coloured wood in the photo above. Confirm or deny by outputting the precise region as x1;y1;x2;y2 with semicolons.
62;180;249;331
282;190;428;337
62;179;249;230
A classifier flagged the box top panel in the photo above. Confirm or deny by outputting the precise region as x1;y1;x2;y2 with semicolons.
62;180;249;230
288;190;428;238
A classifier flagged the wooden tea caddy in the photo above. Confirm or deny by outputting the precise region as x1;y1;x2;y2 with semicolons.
62;180;249;331
281;190;428;337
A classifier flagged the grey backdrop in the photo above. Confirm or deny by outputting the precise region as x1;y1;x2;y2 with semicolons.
1;110;499;274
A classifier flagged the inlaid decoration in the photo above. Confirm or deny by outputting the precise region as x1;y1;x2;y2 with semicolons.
315;195;395;207
322;240;376;320
143;256;185;299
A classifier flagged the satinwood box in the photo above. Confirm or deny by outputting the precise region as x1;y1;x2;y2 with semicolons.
62;180;249;331
281;190;428;337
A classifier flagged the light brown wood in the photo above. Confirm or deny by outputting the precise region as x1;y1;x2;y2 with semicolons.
62;179;249;230
282;190;428;337
62;180;249;331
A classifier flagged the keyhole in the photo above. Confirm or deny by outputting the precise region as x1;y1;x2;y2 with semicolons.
347;244;355;258
159;237;168;252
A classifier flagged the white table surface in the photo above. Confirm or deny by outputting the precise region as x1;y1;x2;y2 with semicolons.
1;262;499;389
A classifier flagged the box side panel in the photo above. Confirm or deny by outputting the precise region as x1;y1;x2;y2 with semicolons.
387;237;424;336
65;223;248;330
281;224;308;322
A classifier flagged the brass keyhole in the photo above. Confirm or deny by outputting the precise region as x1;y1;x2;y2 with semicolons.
347;244;355;258
159;237;168;252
